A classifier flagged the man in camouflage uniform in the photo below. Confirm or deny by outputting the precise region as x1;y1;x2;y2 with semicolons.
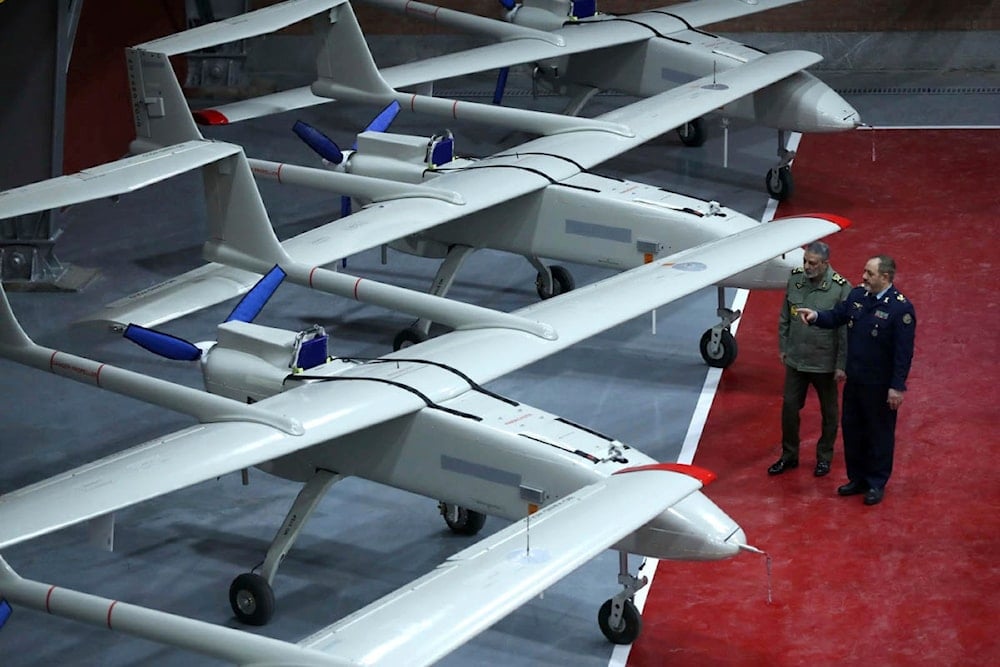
768;241;851;477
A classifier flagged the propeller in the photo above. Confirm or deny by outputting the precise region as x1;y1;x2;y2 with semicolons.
292;101;402;219
493;67;510;105
122;266;287;361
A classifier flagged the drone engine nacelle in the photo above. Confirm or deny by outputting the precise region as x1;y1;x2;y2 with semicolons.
201;321;330;403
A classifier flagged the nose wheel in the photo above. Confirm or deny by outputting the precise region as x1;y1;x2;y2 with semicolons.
598;597;642;644
532;260;575;300
598;552;647;644
765;165;794;201
439;502;487;535
699;327;738;368
676;117;706;147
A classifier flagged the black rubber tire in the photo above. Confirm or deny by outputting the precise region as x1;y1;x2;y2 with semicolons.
441;503;487;536
598;598;643;645
229;572;275;626
765;166;794;201
699;328;738;368
535;265;576;300
393;327;429;351
677;117;707;147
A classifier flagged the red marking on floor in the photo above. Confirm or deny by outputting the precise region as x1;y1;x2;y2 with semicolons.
630;130;1000;667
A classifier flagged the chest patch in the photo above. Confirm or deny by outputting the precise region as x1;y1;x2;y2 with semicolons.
874;310;889;320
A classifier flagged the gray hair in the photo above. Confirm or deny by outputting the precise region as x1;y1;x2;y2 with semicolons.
804;241;830;260
874;255;896;281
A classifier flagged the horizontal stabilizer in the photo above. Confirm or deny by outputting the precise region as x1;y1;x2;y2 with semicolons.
0;142;238;219
136;0;342;56
300;467;703;666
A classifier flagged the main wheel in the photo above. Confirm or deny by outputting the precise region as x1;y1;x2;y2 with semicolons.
598;598;643;645
699;328;738;368
440;503;487;536
765;166;794;201
393;327;428;351
535;265;575;300
229;572;275;626
677;117;706;147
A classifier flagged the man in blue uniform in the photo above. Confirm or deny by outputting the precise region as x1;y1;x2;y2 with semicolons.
798;255;916;505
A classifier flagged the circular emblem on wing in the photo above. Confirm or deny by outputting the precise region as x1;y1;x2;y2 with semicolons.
671;261;708;272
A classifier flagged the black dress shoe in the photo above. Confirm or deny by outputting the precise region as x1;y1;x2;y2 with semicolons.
814;461;831;477
837;480;868;496
767;459;798;475
864;487;884;505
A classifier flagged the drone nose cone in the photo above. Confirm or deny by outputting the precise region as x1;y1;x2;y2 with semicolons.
814;87;863;131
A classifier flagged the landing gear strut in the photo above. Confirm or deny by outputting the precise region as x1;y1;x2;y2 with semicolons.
698;286;740;368
765;129;795;201
392;244;475;351
229;469;341;625
597;552;646;644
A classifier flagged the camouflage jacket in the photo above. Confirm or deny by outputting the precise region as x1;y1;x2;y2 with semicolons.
778;265;851;373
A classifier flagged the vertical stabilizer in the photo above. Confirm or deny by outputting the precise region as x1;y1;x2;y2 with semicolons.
201;153;292;272
310;1;397;104
127;48;204;152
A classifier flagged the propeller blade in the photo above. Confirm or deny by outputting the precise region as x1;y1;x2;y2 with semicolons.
363;100;401;134
225;265;287;323
493;67;510;105
293;120;344;164
123;324;202;361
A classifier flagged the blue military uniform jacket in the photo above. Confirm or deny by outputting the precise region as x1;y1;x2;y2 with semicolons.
814;285;916;390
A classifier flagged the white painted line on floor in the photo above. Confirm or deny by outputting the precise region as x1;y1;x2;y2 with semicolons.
607;145;793;667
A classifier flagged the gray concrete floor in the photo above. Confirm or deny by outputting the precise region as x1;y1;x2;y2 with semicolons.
0;61;997;667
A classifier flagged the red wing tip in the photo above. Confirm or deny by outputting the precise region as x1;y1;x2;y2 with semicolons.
777;212;852;229
614;463;717;486
193;109;229;126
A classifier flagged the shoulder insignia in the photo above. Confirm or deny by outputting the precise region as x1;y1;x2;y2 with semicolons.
902;313;913;325
791;267;804;274
896;293;907;302
832;273;847;284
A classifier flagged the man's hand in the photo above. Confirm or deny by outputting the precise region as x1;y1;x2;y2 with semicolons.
888;388;905;410
835;369;846;382
797;307;817;324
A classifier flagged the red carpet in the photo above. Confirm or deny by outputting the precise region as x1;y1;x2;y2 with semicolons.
629;130;1000;666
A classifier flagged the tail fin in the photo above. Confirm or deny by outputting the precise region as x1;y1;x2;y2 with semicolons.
127;0;349;151
126;48;204;151
310;1;396;104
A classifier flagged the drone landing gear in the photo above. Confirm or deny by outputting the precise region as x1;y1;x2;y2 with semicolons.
392;244;475;351
529;257;575;300
676;117;707;147
598;552;646;644
765;129;795;201
699;286;740;368
229;469;341;625
438;502;487;536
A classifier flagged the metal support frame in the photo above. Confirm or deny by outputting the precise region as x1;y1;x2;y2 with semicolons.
0;0;95;291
